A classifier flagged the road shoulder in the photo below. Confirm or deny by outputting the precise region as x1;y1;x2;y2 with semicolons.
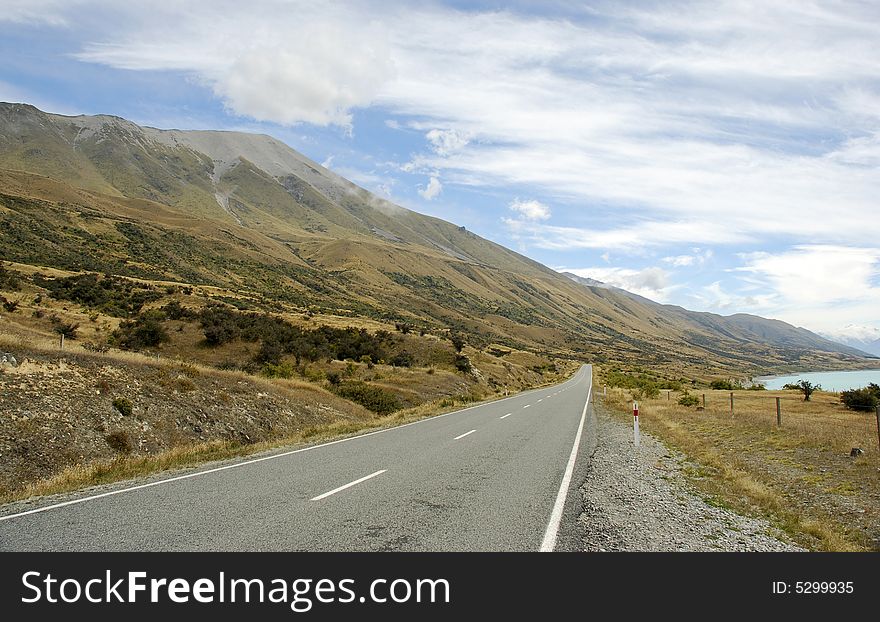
577;400;803;551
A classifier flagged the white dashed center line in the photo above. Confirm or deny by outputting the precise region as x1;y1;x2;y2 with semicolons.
311;469;387;501
499;413;512;419
454;429;477;440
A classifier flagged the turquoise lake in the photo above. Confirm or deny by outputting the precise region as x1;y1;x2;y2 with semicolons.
758;369;880;392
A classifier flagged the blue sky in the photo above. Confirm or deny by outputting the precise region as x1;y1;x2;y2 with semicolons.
2;0;879;339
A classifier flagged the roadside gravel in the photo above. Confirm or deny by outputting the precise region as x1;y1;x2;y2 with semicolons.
578;402;804;551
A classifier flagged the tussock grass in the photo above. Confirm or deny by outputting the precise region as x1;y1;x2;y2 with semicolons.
600;381;878;551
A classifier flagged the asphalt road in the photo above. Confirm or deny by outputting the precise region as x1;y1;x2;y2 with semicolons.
0;365;596;551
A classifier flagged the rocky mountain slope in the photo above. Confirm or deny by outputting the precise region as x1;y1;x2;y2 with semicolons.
0;102;873;378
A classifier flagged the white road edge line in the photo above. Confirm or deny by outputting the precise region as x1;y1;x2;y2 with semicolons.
0;367;586;524
539;373;592;552
499;413;512;419
310;470;387;501
454;429;477;440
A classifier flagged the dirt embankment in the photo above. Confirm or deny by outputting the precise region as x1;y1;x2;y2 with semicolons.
0;348;372;497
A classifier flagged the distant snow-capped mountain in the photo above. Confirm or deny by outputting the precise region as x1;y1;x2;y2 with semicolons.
819;325;880;357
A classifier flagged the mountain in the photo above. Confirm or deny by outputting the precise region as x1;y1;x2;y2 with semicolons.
818;325;880;357
562;272;873;360
0;102;873;378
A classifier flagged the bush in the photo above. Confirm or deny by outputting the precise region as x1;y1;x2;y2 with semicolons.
112;397;133;417
51;319;79;339
161;300;194;320
678;392;700;407
113;312;169;350
390;351;413;367
105;430;133;453
454;354;472;373
326;371;341;386
262;361;297;379
710;379;741;390
0;264;21;291
1;297;19;312
333;381;400;415
450;333;465;353
33;273;161;317
785;379;820;401
840;384;880;411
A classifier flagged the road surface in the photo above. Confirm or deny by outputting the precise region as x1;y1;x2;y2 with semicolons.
0;365;595;551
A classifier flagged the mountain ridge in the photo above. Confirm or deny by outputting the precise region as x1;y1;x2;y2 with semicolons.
0;101;873;377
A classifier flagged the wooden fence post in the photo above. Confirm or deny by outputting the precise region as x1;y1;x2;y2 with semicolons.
876;405;880;454
730;392;734;416
776;397;782;427
702;393;706;408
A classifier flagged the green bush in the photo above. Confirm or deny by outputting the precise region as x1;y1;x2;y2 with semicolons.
333;381;400;415
710;379;742;390
113;312;169;350
454;354;472;373
112;397;133;417
262;361;297;379
34;273;161;317
390;351;413;367
51;318;79;339
678;392;700;407
0;264;21;291
840;384;880;411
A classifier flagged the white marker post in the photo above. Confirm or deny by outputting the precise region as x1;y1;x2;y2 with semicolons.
633;401;640;447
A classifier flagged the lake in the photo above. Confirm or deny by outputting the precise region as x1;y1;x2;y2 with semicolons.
758;369;880;392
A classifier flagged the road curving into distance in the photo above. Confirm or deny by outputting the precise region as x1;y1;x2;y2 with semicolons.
0;365;596;552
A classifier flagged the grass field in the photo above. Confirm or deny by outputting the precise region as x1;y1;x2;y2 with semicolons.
599;377;880;551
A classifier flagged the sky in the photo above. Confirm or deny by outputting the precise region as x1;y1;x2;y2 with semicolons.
1;0;879;338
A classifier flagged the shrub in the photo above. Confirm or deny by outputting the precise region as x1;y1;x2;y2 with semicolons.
786;379;820;401
359;354;375;369
333;381;400;415
105;430;133;453
454;354;472;373
113;312;169;350
1;297;19;312
390;351;413;367
747;384;766;391
326;371;341;386
0;264;21;291
112;397;133;417
33;273;161;317
255;339;284;365
450;333;465;353
678;392;700;407
161;300;194;320
262;361;297;379
710;379;741;390
840;384;880;411
51;319;79;339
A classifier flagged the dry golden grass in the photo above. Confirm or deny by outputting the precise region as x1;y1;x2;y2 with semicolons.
600;382;879;551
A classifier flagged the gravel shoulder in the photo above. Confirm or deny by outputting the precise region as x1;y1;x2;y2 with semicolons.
578;401;804;551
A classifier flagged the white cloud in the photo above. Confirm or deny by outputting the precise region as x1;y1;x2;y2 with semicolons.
74;4;394;127
418;176;442;200
735;245;880;306
508;198;550;221
564;266;672;302
425;128;470;155
663;248;713;267
18;1;880;252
